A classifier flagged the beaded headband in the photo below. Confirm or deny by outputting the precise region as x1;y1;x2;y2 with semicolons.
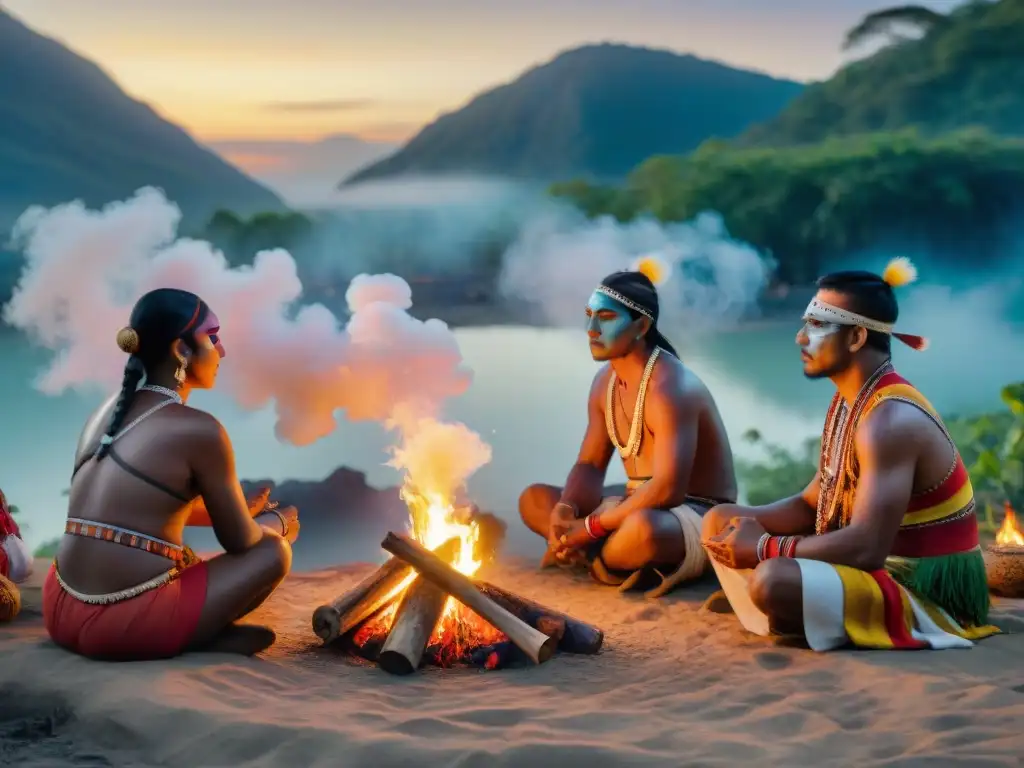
594;285;655;321
804;298;928;351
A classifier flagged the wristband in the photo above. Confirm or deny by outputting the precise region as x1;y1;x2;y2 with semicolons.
759;535;801;561
755;532;771;562
583;513;607;540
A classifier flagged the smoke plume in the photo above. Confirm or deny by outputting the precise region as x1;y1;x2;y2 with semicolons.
2;187;478;451
499;206;773;329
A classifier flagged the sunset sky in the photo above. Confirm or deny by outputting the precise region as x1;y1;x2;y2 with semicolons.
5;0;959;146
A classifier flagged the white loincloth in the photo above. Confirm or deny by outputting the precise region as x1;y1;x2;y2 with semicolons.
708;560;771;637
598;497;710;594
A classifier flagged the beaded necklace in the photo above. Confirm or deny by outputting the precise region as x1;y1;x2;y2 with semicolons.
815;360;893;534
605;347;661;459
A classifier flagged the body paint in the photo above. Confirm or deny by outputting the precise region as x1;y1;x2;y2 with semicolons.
195;313;226;358
586;291;633;346
801;320;841;354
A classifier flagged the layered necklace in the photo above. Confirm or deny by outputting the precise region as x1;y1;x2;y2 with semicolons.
605;347;661;459
140;383;184;405
815;359;893;534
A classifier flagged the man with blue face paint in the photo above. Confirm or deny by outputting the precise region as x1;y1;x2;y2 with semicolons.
518;264;738;598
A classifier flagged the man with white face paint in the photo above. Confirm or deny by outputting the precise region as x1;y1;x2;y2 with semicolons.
518;258;738;598
702;258;999;651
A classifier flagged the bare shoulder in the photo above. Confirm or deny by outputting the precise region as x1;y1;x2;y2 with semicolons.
650;353;703;406
855;398;932;461
176;406;231;451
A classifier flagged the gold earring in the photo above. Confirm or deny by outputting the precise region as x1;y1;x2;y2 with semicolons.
174;356;188;386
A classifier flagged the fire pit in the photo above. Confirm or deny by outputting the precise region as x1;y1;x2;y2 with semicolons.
984;502;1024;598
311;491;602;674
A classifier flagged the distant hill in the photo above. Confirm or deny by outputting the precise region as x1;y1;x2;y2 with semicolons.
342;43;804;186
742;0;1024;146
0;9;284;230
207;134;397;207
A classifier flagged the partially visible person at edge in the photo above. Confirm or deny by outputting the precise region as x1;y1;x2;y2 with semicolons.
519;257;738;598
0;488;34;621
42;288;300;660
702;258;999;651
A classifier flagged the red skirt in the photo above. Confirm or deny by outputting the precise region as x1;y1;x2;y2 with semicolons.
43;561;208;660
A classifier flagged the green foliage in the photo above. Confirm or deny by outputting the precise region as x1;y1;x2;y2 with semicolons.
736;381;1024;532
33;538;59;558
197;209;315;267
744;0;1024;145
550;129;1024;282
736;429;819;507
950;383;1024;527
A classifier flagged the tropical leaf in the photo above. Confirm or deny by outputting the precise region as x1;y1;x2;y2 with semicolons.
1000;382;1024;417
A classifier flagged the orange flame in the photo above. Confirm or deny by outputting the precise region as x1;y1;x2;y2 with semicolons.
995;502;1024;547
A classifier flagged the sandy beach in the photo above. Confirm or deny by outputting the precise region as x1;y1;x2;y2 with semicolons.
3;557;1023;768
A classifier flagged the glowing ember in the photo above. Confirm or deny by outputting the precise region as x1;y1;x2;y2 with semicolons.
995;502;1024;548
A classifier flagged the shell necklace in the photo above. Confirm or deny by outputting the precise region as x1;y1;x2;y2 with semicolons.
605;347;661;459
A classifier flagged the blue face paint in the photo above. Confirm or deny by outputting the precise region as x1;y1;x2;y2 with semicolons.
586;291;633;346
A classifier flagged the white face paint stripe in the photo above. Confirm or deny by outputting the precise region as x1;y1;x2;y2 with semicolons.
802;321;841;354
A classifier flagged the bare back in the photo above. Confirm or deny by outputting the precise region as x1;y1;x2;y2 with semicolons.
595;354;737;502
59;391;236;594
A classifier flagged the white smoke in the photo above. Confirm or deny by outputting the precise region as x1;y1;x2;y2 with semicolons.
2;187;478;452
499;207;773;329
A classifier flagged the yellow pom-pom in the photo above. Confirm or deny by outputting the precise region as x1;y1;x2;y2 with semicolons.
630;253;670;286
0;573;21;623
882;257;918;288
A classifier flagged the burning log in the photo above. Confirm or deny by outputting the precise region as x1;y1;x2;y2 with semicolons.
381;532;558;665
312;537;461;644
378;577;449;675
477;582;603;655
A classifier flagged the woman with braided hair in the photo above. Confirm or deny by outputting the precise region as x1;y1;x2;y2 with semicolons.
43;288;300;659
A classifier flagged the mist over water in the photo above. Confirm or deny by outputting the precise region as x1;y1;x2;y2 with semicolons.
2;177;1022;560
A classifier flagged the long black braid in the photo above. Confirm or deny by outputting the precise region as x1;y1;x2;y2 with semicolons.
93;288;208;461
94;355;146;460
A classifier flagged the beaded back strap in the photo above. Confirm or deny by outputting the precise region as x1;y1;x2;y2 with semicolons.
65;518;189;564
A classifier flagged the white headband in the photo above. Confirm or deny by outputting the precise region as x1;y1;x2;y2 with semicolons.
595;285;654;321
803;297;929;351
803;298;894;334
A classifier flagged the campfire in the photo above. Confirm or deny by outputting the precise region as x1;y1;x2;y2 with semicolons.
312;487;603;674
984;501;1024;598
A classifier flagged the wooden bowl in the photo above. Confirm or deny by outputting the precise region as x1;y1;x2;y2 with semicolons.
984;545;1024;598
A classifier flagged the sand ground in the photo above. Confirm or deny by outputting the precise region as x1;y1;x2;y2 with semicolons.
3;558;1023;768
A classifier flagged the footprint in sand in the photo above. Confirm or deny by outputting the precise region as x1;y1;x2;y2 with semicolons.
700;590;734;614
753;651;793;671
629;605;664;622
